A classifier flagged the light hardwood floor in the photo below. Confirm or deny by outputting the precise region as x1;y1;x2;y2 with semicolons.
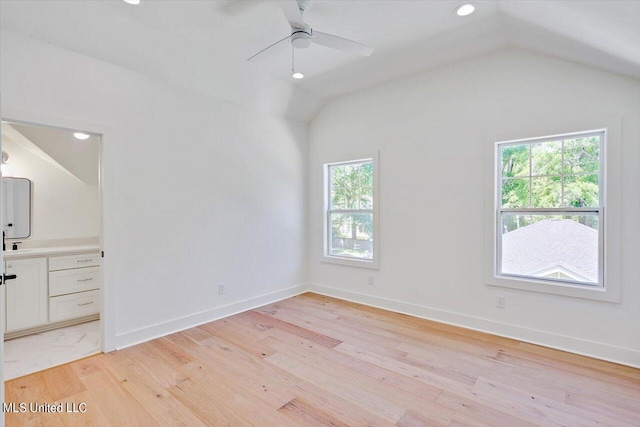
5;292;640;426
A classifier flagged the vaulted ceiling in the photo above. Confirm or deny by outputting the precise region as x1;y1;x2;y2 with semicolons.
1;1;638;122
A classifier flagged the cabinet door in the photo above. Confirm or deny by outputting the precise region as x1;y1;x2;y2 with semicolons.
5;258;48;332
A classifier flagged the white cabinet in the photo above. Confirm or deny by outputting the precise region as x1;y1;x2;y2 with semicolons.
3;248;101;338
48;251;100;323
5;257;48;332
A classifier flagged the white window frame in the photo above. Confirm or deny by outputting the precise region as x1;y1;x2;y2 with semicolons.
322;152;379;269
485;118;621;303
496;130;605;287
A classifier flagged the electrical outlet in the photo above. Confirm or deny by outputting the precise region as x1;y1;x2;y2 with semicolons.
368;276;375;286
218;283;225;294
496;295;505;309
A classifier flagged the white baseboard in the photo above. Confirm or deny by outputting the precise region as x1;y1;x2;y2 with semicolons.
307;283;640;368
115;284;309;350
113;282;639;368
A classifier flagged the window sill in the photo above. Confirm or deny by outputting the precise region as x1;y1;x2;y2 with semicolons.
486;275;619;303
322;255;379;270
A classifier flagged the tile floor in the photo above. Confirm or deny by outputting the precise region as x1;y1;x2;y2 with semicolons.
4;320;101;380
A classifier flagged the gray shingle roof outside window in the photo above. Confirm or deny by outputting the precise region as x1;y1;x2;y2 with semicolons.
502;219;598;283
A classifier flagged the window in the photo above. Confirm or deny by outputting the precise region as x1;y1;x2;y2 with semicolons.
324;156;378;268
496;130;604;287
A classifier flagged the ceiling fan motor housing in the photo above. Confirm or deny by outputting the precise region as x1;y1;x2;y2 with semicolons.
291;29;312;48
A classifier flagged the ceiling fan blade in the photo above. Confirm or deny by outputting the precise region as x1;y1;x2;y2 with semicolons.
247;35;291;62
278;0;305;29
311;31;374;56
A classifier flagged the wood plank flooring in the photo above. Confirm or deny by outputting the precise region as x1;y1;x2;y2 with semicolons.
5;292;640;426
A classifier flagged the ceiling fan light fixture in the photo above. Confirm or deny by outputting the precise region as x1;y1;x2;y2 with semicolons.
291;31;312;49
292;72;304;79
455;3;476;17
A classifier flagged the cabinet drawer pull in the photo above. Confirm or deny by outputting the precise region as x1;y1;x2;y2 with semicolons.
77;278;94;282
76;259;94;263
77;301;94;307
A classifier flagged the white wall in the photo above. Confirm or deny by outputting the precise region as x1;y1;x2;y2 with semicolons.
1;31;308;348
2;130;99;243
308;49;640;366
3;28;637;366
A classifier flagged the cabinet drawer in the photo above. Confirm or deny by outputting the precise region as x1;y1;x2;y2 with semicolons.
49;290;100;323
49;267;100;297
49;252;100;271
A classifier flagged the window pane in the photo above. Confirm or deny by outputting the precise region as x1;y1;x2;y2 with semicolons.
564;136;599;175
329;162;373;210
532;176;561;208
330;212;373;260
531;140;562;176
501;178;530;208
501;144;529;177
500;214;599;284
564;174;599;207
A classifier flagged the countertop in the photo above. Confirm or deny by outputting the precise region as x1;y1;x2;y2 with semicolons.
3;245;100;260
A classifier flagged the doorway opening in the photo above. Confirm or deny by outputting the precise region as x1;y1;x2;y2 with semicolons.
1;119;103;380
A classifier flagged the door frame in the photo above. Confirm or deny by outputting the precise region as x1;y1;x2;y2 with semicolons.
1;115;5;427
0;109;115;378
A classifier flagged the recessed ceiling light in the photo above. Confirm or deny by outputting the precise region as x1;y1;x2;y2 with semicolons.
292;72;304;79
123;0;141;5
455;3;476;17
74;132;91;140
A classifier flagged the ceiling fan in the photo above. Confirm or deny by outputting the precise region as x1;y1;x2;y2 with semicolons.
247;0;374;64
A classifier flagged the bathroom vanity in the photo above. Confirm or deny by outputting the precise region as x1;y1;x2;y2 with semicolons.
3;246;100;339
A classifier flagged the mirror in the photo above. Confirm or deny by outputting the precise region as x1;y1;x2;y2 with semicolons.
2;177;32;238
